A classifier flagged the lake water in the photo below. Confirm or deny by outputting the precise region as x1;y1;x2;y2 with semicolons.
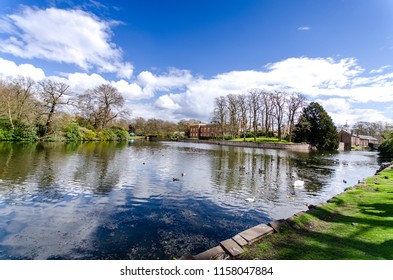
0;141;381;259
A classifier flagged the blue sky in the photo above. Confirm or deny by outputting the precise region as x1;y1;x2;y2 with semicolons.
1;0;393;125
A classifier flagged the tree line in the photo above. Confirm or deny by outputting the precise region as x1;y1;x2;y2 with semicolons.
211;89;307;142
0;76;130;141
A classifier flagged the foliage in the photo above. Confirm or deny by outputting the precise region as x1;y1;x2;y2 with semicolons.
0;128;13;141
294;102;339;150
110;126;130;141
12;122;38;141
0;119;38;141
378;132;393;157
65;123;82;142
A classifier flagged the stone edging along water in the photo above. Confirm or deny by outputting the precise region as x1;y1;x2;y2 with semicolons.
180;139;311;152
180;163;393;260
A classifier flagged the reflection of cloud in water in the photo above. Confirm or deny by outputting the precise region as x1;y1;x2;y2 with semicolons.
0;142;381;259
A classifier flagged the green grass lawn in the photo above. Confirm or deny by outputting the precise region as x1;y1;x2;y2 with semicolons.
237;168;393;260
129;136;145;140
230;137;289;144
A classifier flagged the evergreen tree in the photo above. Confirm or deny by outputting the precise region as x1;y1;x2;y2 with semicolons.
294;102;339;150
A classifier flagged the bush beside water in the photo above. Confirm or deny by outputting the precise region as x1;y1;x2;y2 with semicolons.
1;119;130;142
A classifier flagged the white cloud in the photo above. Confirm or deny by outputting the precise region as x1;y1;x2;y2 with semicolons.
297;26;311;31
111;80;144;100
0;7;133;78
0;57;45;80
315;98;351;113
369;65;390;74
1;55;393;124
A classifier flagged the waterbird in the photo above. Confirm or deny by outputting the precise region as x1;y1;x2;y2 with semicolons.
181;173;186;176
239;165;246;171
343;180;347;184
293;180;305;188
173;177;180;182
258;168;264;174
245;197;256;202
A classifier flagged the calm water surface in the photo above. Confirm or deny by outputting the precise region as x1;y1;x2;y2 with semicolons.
0;141;381;259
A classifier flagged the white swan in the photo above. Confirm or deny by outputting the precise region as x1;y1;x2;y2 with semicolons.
293;180;305;188
245;197;256;202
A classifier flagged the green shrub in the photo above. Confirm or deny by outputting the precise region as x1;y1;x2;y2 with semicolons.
12;125;38;141
65;123;81;141
79;127;97;141
110;126;129;141
0;128;13;141
379;133;393;157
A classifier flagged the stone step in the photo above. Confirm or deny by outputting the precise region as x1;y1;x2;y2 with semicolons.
220;239;244;257
232;234;248;247
239;223;274;244
194;245;227;260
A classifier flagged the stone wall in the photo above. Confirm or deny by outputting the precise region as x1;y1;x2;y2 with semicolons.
182;139;311;152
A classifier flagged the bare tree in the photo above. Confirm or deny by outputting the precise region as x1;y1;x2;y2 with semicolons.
260;91;274;136
212;96;227;140
247;89;262;142
272;90;287;141
287;92;306;142
0;81;15;129
93;84;125;129
78;84;126;129
11;76;36;123
226;94;240;138
237;94;248;141
38;80;71;134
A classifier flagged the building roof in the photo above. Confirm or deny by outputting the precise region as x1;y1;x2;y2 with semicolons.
358;135;378;141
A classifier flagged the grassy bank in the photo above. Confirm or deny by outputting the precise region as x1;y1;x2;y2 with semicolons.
237;167;393;260
230;137;289;144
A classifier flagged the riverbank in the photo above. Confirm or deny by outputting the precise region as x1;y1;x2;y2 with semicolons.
237;164;393;260
181;139;311;151
185;163;393;260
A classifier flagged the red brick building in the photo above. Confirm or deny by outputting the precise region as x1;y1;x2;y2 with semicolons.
189;124;222;139
339;130;379;150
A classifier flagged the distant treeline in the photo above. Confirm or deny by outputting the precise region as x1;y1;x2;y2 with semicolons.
0;76;203;142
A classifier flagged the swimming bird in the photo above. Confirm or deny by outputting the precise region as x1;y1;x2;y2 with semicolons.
343;180;347;184
173;177;180;182
258;168;264;174
181;173;186;176
239;165;246;171
245;197;256;202
293;180;305;188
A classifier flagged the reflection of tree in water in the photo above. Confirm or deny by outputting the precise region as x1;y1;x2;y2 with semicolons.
0;142;39;184
209;147;337;202
34;144;63;201
69;142;126;194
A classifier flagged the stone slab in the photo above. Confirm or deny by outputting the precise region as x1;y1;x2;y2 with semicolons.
194;246;227;260
220;238;244;257
286;216;302;231
232;234;248;247
239;224;274;244
268;219;290;233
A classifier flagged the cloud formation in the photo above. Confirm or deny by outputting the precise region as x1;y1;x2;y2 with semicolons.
1;56;392;125
0;7;133;78
298;26;311;31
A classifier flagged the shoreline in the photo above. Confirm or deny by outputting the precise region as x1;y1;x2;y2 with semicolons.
177;139;312;152
183;163;392;260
